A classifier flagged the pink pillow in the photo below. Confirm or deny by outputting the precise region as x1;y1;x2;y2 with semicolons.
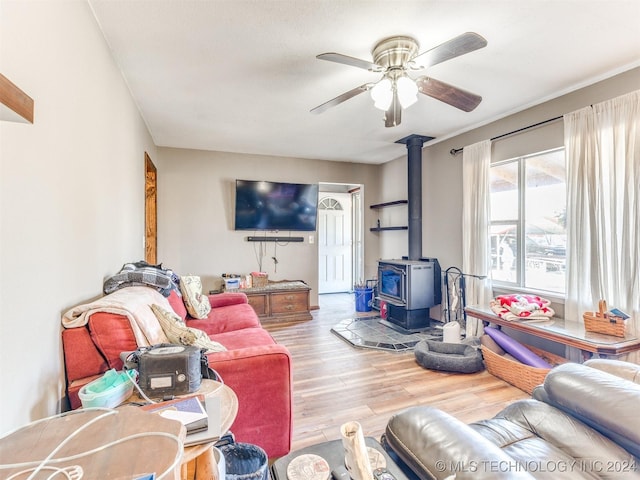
62;328;108;381
167;289;188;320
88;313;138;369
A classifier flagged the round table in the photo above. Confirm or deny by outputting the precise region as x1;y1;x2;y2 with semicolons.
0;406;185;479
128;379;238;480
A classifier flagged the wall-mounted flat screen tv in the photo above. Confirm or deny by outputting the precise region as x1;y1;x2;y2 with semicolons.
234;179;319;231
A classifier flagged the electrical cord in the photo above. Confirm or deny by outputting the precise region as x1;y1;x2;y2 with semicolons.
2;365;226;480
0;408;182;480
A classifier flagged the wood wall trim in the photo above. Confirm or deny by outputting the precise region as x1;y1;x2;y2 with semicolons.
0;73;34;123
145;152;158;264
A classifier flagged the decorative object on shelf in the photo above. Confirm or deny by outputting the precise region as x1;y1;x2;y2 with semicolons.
583;299;628;337
251;272;269;288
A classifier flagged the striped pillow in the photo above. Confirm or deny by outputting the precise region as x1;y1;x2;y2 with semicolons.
179;275;211;319
150;304;226;353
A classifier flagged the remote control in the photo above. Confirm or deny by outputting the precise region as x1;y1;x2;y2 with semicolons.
331;465;351;480
373;468;396;480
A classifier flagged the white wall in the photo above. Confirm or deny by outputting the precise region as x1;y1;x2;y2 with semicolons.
155;148;381;306
0;1;156;434
379;68;640;278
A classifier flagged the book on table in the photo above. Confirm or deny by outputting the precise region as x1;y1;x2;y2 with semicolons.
141;395;208;434
182;396;222;447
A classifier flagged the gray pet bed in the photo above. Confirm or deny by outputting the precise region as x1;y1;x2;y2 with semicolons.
414;338;484;373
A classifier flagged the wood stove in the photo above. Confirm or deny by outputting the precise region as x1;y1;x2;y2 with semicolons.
377;258;442;330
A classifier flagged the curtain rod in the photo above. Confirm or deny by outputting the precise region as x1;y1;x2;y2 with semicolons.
449;114;564;156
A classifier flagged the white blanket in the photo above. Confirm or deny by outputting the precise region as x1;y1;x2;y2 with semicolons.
62;286;170;346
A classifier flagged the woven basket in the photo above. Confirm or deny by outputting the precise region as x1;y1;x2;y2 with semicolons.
251;273;268;288
481;344;567;395
583;299;627;337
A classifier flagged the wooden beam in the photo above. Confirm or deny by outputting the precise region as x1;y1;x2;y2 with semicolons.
0;73;34;123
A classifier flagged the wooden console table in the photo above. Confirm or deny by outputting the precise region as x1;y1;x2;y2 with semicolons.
466;305;640;359
233;281;312;321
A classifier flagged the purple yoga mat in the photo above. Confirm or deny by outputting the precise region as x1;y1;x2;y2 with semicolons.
484;326;552;368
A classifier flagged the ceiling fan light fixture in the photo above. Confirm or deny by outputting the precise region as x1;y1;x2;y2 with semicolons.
371;77;393;110
396;75;418;108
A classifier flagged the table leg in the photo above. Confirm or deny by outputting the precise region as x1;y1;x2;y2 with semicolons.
194;446;218;480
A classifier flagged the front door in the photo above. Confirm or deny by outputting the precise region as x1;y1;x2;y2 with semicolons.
318;193;353;293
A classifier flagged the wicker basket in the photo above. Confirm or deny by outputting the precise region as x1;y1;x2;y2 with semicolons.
481;343;567;395
583;300;627;337
251;272;269;288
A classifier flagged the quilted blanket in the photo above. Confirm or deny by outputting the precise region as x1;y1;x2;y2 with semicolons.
490;294;555;321
62;286;170;346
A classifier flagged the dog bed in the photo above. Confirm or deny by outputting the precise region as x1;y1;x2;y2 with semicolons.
414;338;484;373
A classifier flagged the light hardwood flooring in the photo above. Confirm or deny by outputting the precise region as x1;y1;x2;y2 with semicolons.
262;293;528;452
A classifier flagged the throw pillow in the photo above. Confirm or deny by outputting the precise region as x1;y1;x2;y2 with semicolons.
150;304;226;353
179;275;211;319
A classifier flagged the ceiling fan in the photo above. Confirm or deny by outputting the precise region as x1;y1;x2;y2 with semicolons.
311;32;487;127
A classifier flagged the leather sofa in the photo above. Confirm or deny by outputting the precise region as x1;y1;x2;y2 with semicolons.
383;360;640;479
61;287;292;458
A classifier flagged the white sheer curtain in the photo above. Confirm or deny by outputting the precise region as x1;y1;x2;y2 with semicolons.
564;90;640;362
462;139;493;337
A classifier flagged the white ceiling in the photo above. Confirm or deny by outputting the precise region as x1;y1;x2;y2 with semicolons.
88;0;640;164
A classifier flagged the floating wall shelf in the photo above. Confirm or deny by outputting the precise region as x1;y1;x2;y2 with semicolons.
0;73;34;123
370;200;408;231
369;200;408;209
370;226;409;232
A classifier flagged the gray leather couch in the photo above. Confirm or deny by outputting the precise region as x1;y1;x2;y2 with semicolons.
383;360;640;479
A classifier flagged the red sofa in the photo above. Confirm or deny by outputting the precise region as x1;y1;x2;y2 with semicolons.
61;288;292;458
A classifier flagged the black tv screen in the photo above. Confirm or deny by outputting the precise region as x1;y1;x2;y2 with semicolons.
234;180;319;231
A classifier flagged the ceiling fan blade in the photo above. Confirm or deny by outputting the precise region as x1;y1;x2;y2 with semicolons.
310;84;371;114
384;92;402;127
412;32;487;69
317;53;381;71
415;76;482;112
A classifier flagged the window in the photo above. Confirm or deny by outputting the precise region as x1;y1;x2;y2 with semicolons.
489;148;566;294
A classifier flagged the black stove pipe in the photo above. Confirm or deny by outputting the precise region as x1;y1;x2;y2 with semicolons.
396;135;431;261
407;137;423;261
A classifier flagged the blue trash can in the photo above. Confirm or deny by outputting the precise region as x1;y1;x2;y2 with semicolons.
354;287;373;312
220;443;268;480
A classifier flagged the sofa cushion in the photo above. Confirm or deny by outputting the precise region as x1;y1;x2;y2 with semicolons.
471;400;636;478
180;275;211;319
167;289;188;320
88;312;138;369
540;362;640;459
62;328;108;382
210;327;276;350
209;292;249;308
151;304;226;353
187;303;261;335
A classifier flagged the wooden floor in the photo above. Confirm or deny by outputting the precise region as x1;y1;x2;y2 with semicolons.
262;293;528;452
